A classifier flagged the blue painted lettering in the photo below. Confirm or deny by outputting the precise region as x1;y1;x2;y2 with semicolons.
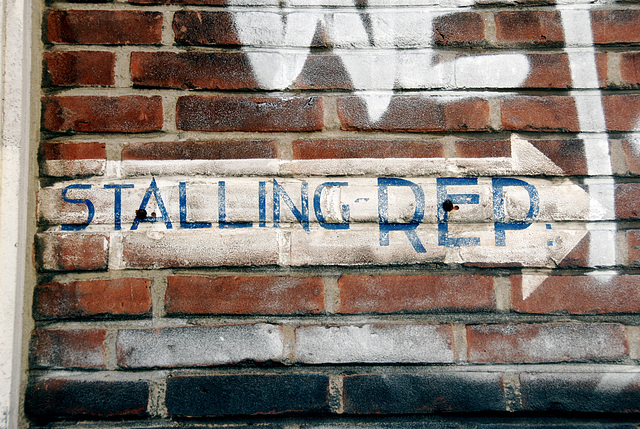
378;178;426;253
437;178;480;247
273;179;310;232
314;182;350;230
130;178;172;230
492;178;539;246
61;184;94;231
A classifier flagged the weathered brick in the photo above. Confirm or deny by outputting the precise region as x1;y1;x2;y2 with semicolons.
523;54;572;88
495;11;564;46
620;53;640;87
293;139;445;159
520;372;640;412
43;51;114;87
121;229;279;269
30;329;106;369
558;232;590;268
478;424;636;429
166;276;323;315
131;51;258;90
512;275;640;314
432;12;485;46
25;379;148;420
338;96;490;132
303;425;460;429
338;274;495;313
39;141;106;177
294;55;352;89
603;95;640;131
117;324;283;368
42;96;163;133
134;0;228;3
529;139;588;175
467;323;628;363
46;10;162;45
173;11;240;46
616;183;640;219
40;141;105;161
501;96;580;132
166;374;330;416
592;10;640;45
622;139;640;175
33;278;151;320
122;140;277;161
627;230;640;266
176;96;323;132
36;233;109;271
343;372;506;414
455;140;510;158
295;324;454;364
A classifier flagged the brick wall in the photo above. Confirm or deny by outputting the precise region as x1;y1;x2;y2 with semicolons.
30;0;640;426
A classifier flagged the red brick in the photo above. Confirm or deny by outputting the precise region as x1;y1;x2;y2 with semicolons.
622;139;640;174
558;232;590;268
292;139;445;159
620;52;640;87
529;139;588;175
338;96;490;132
33;278;151;320
39;141;105;161
26;379;148;420
42;96;163;133
523;54;572;88
627;230;640;266
592;10;640;44
36;233;109;271
39;142;106;177
43;51;115;87
603;95;640;131
122;140;277;160
495;11;564;46
176;96;323;132
173;11;240;46
165;276;324;315
511;275;640;314
455;140;510;158
293;55;353;90
501;96;580;132
30;329;106;368
432;12;485;46
46;10;162;45
616;183;640;219
131;51;258;90
338;275;495;314
520;372;640;413
467;323;628;363
133;0;227;3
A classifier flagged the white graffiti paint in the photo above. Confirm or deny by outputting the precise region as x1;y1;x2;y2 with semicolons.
560;8;616;270
230;7;530;121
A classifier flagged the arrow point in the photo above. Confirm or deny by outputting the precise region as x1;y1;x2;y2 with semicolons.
521;274;548;300
511;134;564;175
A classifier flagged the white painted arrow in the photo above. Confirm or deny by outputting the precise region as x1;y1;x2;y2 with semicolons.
290;134;568;177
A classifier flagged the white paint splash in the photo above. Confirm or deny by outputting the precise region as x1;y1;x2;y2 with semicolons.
560;8;616;268
230;5;529;122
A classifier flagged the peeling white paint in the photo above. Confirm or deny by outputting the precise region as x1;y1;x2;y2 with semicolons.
560;8;616;268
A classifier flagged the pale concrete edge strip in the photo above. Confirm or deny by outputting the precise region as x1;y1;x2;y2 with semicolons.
0;0;33;425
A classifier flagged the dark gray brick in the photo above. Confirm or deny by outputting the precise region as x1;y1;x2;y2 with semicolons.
343;372;507;414
166;374;331;417
25;379;148;421
520;372;640;413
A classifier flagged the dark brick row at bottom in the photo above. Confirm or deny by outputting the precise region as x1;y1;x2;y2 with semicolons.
26;372;640;421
